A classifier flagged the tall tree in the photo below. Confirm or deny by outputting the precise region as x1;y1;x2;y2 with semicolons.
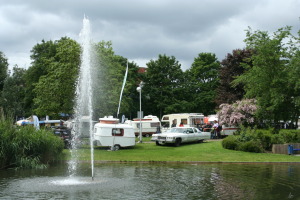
92;41;140;119
216;49;253;105
1;66;27;118
0;51;8;92
33;37;80;118
234;26;299;124
142;54;184;118
187;53;220;115
25;40;57;115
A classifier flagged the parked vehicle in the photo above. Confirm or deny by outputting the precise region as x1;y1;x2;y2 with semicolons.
161;113;205;132
93;116;135;150
124;115;161;137
220;124;239;137
53;126;72;148
151;127;210;147
16;118;62;128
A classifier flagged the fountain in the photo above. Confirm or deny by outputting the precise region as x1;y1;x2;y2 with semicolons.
68;16;94;180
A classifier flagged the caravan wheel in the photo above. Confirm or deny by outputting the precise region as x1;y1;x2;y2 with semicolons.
113;144;120;151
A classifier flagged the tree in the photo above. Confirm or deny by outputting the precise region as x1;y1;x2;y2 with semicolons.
0;51;8;92
24;40;57;115
142;54;184;118
216;49;253;105
92;41;140;119
33;37;80;118
187;53;220;115
234;26;299;124
1;66;27;118
217;99;257;126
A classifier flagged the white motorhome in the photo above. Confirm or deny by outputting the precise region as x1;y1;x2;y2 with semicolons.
93;116;135;150
124;115;161;137
161;113;205;131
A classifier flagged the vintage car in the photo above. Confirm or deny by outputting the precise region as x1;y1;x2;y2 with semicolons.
151;127;210;147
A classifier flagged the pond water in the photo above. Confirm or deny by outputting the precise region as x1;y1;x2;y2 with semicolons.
0;162;299;200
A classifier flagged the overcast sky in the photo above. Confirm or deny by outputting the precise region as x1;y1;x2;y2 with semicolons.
0;0;299;71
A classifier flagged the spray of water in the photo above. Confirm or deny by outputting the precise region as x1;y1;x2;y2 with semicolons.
68;16;94;180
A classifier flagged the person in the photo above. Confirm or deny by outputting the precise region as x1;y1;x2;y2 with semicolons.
171;120;176;127
179;122;184;127
212;120;219;139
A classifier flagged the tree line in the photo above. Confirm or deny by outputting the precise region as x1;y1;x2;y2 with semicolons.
0;25;299;128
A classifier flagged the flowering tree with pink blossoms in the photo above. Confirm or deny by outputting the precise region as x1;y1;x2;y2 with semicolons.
217;99;257;126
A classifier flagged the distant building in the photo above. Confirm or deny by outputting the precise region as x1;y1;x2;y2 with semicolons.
138;67;147;74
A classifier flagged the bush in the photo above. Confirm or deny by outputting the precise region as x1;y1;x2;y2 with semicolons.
270;133;285;144
279;129;300;143
222;136;239;150
255;130;272;150
238;140;264;153
0;119;64;169
222;128;300;153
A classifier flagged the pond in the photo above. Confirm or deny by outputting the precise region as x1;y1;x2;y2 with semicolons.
0;162;299;200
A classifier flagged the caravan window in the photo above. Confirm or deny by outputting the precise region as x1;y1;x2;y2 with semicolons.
150;122;160;127
181;119;187;125
112;128;124;136
162;116;169;120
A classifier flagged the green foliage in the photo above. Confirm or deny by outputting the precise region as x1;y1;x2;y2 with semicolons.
223;127;300;153
143;54;184;118
1;67;27;117
33;37;80;117
279;129;300;143
238;140;264;153
222;135;240;150
187;53;220;115
0;118;64;169
0;51;8;91
24;40;57;115
234;26;300;124
92;41;140;118
270;133;285;144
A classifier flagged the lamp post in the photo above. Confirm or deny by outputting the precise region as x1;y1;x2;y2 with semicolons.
136;82;143;143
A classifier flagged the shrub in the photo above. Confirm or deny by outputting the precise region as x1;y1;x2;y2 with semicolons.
222;136;240;150
222;127;300;153
279;129;300;143
238;140;264;153
255;130;272;150
0;119;64;169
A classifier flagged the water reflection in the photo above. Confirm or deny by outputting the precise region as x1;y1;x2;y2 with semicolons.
0;163;300;200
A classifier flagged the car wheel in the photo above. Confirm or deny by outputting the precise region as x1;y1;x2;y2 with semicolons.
174;138;181;147
156;141;161;146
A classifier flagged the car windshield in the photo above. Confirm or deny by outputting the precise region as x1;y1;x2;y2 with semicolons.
169;128;194;133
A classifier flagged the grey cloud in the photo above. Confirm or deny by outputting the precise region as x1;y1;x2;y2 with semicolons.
0;0;298;70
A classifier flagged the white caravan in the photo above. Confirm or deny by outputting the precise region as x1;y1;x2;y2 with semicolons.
124;115;161;137
93;116;135;150
161;113;205;131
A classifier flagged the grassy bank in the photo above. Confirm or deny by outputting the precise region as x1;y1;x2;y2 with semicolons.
63;140;300;163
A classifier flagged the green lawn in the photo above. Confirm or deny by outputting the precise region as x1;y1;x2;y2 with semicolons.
63;140;300;163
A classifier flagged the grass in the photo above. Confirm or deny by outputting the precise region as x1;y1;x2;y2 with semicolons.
63;140;300;163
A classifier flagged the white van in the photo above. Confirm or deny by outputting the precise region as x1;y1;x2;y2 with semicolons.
124;115;161;137
161;113;205;132
93;116;135;150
